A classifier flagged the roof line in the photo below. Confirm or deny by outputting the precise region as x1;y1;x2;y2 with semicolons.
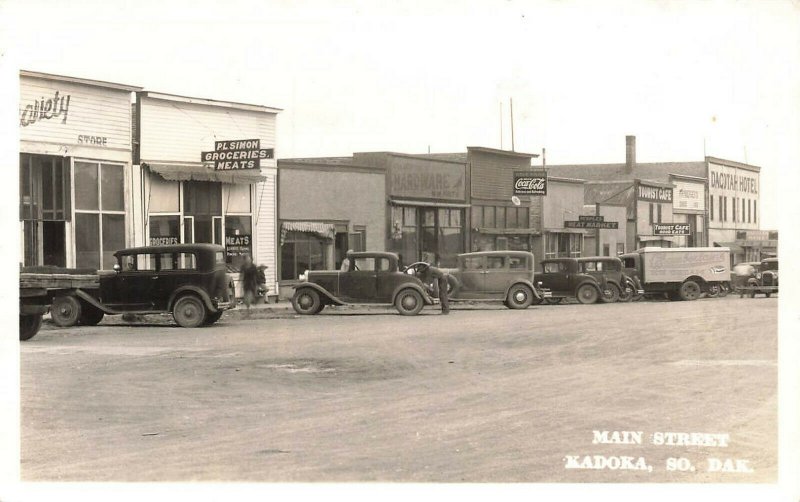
20;70;142;92
139;90;282;113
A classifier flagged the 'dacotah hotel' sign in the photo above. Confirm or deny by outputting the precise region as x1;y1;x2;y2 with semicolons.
201;139;274;170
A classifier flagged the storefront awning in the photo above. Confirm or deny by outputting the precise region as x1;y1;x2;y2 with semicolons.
714;242;744;254
389;199;470;208
280;221;336;245
638;235;674;242
146;162;266;184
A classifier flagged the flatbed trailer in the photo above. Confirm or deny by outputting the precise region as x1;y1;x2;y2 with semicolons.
19;269;99;341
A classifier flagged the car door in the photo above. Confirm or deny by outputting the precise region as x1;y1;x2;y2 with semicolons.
484;255;510;294
457;255;486;298
539;261;570;296
339;256;378;302
117;253;157;310
151;251;198;311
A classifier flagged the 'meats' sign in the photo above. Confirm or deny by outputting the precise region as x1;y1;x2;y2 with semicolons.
201;139;274;170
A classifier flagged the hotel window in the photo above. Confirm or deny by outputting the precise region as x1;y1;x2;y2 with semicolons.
754;201;757;224
719;196;724;222
722;196;727;222
748;200;752;223
710;196;714;221
73;161;126;270
732;197;736;222
742;199;746;223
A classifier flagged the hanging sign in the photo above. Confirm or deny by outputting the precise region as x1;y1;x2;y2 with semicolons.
653;224;690;236
564;220;619;229
513;170;547;196
201;139;274;170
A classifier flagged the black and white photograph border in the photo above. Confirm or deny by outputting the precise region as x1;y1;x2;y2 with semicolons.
0;0;798;501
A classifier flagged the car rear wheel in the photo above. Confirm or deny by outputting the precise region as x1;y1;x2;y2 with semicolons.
600;283;620;303
679;280;701;301
395;288;424;316
79;306;105;326
292;288;322;315
20;314;42;341
172;295;207;328
576;284;599;305
51;295;82;327
506;284;534;309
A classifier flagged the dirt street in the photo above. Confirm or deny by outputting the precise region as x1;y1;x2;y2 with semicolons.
20;296;777;482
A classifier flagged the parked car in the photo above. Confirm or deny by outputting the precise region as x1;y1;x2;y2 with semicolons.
576;256;632;303
535;258;604;304
735;258;778;298
404;251;550;309
291;251;435;315
26;244;235;330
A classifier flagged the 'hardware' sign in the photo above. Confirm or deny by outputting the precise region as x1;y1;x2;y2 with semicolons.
564;220;619;229
201;139;274;170
513;170;547;196
653;224;690;236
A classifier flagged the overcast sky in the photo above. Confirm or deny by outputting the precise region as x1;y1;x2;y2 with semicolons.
2;0;798;228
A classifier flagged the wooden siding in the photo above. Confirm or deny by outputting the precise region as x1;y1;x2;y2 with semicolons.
469;150;532;200
20;76;132;151
139;97;277;163
254;168;278;295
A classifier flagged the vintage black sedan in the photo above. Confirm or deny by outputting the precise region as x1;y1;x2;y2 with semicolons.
291;252;435;315
576;256;634;303
535;258;604;304
405;251;549;309
47;244;234;328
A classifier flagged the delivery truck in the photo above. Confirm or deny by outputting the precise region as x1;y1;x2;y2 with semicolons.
619;247;731;301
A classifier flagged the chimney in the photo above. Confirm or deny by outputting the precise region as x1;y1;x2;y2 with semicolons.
625;135;636;173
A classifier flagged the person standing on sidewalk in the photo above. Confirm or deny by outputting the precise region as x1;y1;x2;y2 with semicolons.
239;254;259;312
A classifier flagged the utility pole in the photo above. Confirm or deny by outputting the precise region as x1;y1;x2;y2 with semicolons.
595;202;601;256
510;98;515;152
499;102;504;150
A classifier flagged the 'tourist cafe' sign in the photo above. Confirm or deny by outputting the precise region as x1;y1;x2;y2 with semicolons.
636;183;673;203
653;224;690;236
201;139;274;170
513;170;548;196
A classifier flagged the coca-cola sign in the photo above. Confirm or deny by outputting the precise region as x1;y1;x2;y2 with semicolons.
513;170;548;196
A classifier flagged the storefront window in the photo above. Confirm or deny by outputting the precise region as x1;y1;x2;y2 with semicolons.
74;162;99;210
75;213;100;269
281;231;325;281
545;232;583;258
439;208;463;267
226;184;251;213
149;215;180;245
73;161;126;269
149;175;180;213
184;181;222;244
225;215;253;270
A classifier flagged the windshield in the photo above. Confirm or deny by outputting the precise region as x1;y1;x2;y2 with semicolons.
762;260;778;271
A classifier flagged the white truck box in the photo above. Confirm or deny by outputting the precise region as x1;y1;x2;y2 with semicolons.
639;247;730;284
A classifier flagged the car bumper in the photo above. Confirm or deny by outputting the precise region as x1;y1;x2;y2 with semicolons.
539;289;552;298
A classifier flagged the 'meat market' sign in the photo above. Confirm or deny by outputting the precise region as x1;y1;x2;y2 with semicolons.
201;139;274;170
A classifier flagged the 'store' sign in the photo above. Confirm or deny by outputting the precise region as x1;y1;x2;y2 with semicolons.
513;170;547;196
201;139;274;170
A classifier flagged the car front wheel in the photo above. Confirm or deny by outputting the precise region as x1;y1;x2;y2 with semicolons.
576;284;599;304
173;295;207;328
292;288;322;315
600;283;620;303
395;289;424;316
506;284;534;309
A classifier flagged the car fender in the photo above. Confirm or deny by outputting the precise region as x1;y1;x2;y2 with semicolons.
575;279;602;295
503;280;542;300
293;282;345;306
168;286;216;312
392;283;435;305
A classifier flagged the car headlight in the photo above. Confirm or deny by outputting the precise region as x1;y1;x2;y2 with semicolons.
756;272;762;279
299;270;309;281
